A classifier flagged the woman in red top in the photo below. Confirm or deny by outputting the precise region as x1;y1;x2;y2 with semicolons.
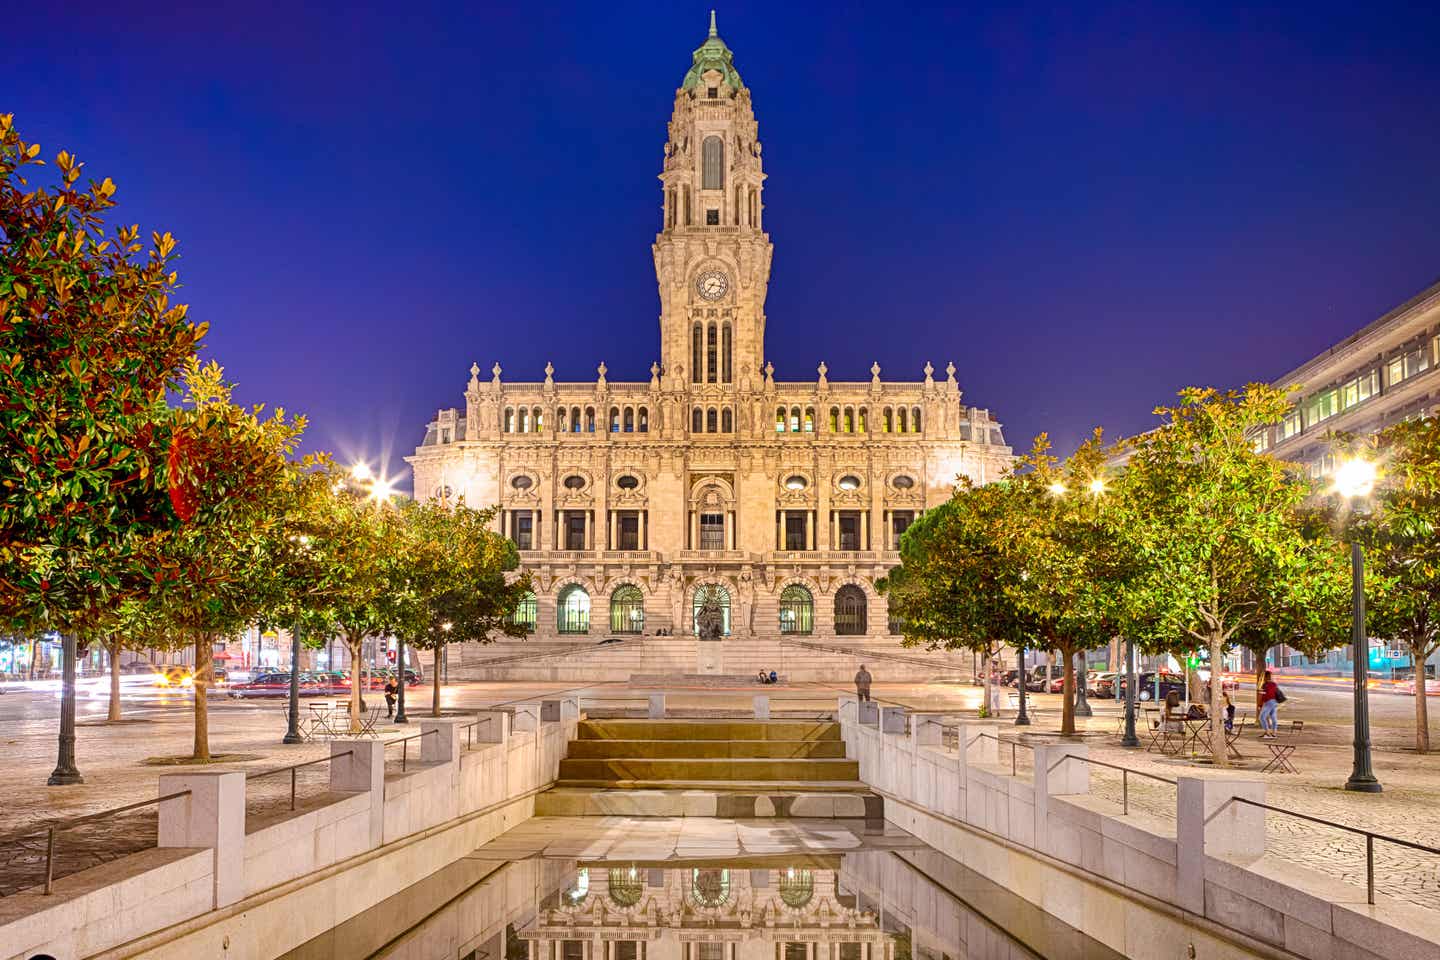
1258;670;1281;739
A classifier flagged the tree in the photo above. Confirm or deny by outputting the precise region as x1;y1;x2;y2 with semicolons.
144;361;306;760
0;116;204;781
1348;417;1440;753
1121;385;1350;764
399;499;530;716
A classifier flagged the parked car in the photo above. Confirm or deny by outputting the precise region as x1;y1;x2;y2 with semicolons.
227;672;324;699
997;669;1021;688
1118;671;1187;702
151;666;193;688
1092;672;1119;698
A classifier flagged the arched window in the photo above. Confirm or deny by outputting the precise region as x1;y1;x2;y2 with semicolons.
734;184;742;225
691;868;730;908
912;407;922;432
884;408;893;433
623;407;634;433
721;408;733;432
706;322;718;383
844;407;855;433
693;407;704;433
571;406;582;433
829;407;839;432
667;187;676;228
790;406;801;432
692;323;703;383
779;585;813;635
748;188;757;227
533;407;543;432
898;407;907;433
778;868;814;909
834;585;867;636
610;585;644;634
504;407;514;432
638;407;649;432
609;407;620;433
775;408;786;433
585;407;596;432
858;407;868;432
557;585;591;634
683;184;691;225
702;136;724;190
517;408;529;433
706;407;718;432
510;591;537;631
722;324;732;383
692;584;732;636
804;407;815;432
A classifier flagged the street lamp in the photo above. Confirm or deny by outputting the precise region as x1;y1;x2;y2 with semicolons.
1333;457;1381;793
1074;647;1092;718
1120;635;1140;747
1014;639;1031;726
283;623;305;744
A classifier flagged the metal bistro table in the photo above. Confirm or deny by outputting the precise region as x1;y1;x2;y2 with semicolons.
306;702;339;741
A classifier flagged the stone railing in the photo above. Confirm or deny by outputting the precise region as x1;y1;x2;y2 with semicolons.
2;698;580;960
836;696;1440;960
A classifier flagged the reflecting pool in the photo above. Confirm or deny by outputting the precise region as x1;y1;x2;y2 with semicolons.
282;818;1120;960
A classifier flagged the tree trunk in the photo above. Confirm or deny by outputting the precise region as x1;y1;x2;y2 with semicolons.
192;636;212;761
107;637;123;722
1256;648;1268;712
1060;645;1076;736
432;646;444;717
347;634;364;734
1415;644;1431;754
1209;630;1226;767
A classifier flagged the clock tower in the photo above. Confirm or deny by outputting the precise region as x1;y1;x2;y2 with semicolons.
653;12;773;402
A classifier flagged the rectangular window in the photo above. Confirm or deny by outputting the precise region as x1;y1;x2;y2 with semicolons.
1338;369;1378;411
891;511;914;550
1281;412;1302;439
613;945;638;960
565;512;586;551
1388;347;1430;387
705;208;720;225
838;513;861;551
1251;430;1271;454
699;513;725;550
513;514;532;550
785;513;808;550
618;514;639;551
1307;388;1339;426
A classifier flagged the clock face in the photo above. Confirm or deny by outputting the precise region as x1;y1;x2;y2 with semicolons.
696;270;729;301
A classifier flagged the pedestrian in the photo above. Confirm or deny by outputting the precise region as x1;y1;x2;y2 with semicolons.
854;664;872;703
1258;670;1282;739
383;677;398;718
1222;690;1236;732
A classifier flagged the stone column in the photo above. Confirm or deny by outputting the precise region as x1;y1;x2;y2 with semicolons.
158;771;246;909
690;511;699;551
609;510;617;551
805;510;814;550
1176;776;1266;915
861;511;870;551
330;739;386;847
775;511;783;550
640;510;648;550
724;511;733;551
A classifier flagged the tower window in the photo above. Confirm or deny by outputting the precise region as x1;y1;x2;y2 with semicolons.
706;209;719;225
702;136;724;190
707;86;718;99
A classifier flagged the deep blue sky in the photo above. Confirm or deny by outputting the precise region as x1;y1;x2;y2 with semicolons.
10;2;1440;488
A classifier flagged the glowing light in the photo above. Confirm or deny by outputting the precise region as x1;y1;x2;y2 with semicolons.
1088;478;1106;495
370;479;395;502
351;462;372;481
1333;458;1377;499
1047;482;1067;496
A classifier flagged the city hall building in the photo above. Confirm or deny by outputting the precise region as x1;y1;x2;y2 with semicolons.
407;17;1013;674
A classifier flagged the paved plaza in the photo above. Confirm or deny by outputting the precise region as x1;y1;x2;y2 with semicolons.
1;677;1437;910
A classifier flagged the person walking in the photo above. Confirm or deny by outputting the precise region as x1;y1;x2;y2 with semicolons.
1258;670;1281;739
854;664;872;703
383;677;398;718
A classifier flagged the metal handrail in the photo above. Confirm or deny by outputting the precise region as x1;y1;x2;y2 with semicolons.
1046;753;1176;816
1210;796;1440;905
459;715;496;750
0;788;193;895
245;751;355;811
385;727;440;771
973;732;1034;778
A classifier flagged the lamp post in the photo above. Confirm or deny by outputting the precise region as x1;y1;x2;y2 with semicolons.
394;636;409;724
1014;640;1031;726
283;624;304;744
1334;458;1381;793
48;634;84;785
1074;648;1092;718
1120;635;1139;747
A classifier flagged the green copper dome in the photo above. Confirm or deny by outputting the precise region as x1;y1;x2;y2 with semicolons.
682;11;743;92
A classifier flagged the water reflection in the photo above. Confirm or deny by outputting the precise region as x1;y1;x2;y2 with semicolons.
284;848;1121;960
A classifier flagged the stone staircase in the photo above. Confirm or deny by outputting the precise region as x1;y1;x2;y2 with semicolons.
536;718;882;818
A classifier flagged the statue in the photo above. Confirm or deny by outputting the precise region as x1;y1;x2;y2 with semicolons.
696;596;725;642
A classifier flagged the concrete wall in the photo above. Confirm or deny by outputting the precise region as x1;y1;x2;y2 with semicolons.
0;700;578;960
838;696;1440;960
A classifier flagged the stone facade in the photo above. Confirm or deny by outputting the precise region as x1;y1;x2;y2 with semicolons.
407;17;1013;651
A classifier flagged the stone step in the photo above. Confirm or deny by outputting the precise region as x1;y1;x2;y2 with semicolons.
565;738;848;759
536;786;883;819
556;757;861;782
577;719;841;742
628;673;788;687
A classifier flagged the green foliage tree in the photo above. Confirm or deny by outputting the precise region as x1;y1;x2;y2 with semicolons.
1346;417;1440;753
1121;385;1350;763
143;361;306;759
0;116;204;781
398;499;531;717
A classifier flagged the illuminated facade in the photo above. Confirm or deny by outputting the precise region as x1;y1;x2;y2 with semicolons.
407;15;1013;650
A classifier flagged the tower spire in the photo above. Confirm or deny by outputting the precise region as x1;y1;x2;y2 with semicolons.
709;9;717;37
